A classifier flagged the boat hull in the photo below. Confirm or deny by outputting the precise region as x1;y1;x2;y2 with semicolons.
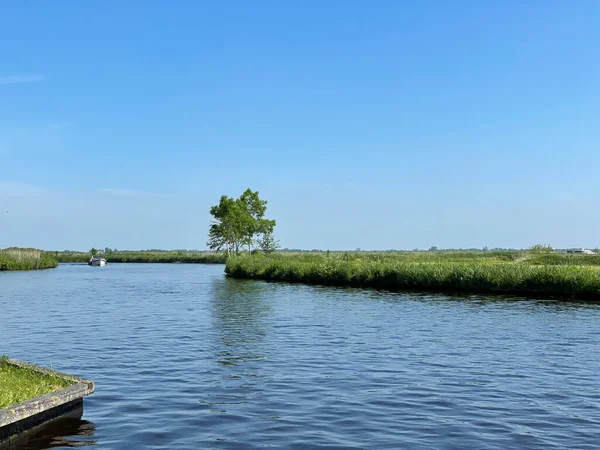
88;258;106;267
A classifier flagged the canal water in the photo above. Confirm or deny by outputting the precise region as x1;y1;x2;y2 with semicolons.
1;264;599;449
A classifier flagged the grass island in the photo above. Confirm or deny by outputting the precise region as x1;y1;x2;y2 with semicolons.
225;251;600;301
0;357;74;409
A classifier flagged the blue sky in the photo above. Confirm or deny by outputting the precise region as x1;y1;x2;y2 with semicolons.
1;1;599;250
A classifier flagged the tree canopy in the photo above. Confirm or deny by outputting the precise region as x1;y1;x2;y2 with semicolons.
207;189;277;255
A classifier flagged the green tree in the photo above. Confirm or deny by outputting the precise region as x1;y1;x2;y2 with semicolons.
90;248;98;257
258;231;280;253
207;189;277;256
239;189;269;251
529;244;553;254
207;195;242;256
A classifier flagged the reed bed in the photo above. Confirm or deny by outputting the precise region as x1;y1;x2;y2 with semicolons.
56;251;226;264
225;253;600;300
0;248;58;271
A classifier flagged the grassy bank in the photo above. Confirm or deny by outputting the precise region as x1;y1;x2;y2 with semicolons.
225;252;600;300
0;357;74;408
0;248;59;271
55;250;226;264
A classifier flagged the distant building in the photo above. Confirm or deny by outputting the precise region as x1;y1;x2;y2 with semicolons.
567;248;595;255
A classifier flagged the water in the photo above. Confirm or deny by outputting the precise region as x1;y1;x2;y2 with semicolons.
1;264;600;449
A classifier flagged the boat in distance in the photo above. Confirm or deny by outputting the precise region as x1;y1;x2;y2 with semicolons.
88;257;107;267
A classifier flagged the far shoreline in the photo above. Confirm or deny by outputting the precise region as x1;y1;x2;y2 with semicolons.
55;250;226;265
7;249;600;302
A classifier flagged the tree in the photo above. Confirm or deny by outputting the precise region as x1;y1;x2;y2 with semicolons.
90;248;98;257
207;195;243;256
528;244;553;254
258;231;280;253
239;188;275;252
207;189;277;256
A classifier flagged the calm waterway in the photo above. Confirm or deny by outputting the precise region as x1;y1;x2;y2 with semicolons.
1;263;600;449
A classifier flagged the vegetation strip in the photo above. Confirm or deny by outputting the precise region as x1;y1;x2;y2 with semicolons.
0;358;74;408
0;248;58;271
225;252;600;300
55;250;226;264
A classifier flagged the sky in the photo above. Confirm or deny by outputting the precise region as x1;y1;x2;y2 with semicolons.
1;1;599;251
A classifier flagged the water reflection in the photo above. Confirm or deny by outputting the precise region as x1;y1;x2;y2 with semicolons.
208;277;272;367
367;288;600;312
1;406;96;450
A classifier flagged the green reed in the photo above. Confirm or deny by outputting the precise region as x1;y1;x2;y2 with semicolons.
226;252;600;300
55;250;226;264
0;248;59;271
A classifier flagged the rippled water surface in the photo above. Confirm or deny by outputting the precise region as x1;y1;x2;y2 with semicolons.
1;264;600;449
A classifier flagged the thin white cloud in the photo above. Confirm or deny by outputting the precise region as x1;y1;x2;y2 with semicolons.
100;188;167;199
0;74;45;85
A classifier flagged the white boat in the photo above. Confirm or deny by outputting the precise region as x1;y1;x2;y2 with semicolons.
88;257;107;267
